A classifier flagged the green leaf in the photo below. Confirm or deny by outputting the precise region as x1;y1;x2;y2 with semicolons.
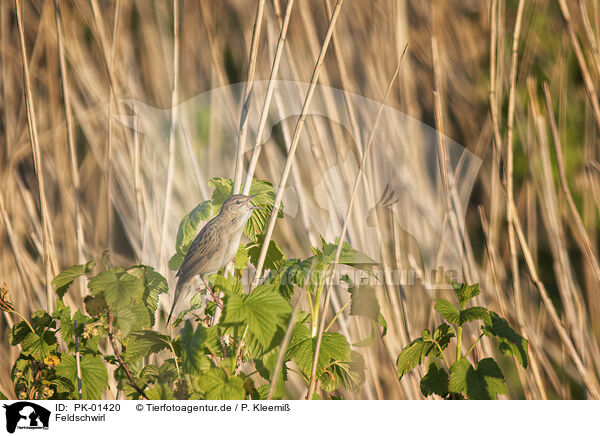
321;350;366;392
124;330;172;361
180;321;218;375
452;281;480;309
0;390;7;400
482;311;529;368
88;269;143;312
317;238;377;270
173;200;212;261
56;353;109;400
234;244;249;270
460;306;490;325
396;338;436;379
221;282;291;349
146;383;176;400
198;368;246;400
21;331;57;360
246;234;286;271
83;294;107;317
129;266;168;326
114;303;151;338
168;253;185;271
244;178;285;239
52;260;95;299
448;358;507;400
433;323;455;350
420;360;449;397
286;323;351;377
9;321;32;346
435;299;460;324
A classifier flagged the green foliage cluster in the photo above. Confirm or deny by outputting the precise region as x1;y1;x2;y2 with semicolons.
2;178;381;400
396;282;529;399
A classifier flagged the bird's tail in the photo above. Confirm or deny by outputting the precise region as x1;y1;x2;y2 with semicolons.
166;277;187;326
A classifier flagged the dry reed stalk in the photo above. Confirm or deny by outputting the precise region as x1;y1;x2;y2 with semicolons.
509;199;600;398
542;82;600;289
251;0;345;287
242;0;295;194
14;0;58;313
233;0;266;194
54;0;85;269
307;57;403;400
159;0;179;267
505;0;526;333
557;0;600;132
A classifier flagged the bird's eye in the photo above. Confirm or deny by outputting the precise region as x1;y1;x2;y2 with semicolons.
235;200;241;204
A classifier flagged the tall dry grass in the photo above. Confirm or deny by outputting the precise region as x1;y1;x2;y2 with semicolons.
2;0;600;399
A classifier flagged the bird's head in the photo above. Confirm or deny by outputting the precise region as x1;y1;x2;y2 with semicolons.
221;194;260;217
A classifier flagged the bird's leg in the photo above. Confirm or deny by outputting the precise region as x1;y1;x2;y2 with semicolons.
203;277;223;309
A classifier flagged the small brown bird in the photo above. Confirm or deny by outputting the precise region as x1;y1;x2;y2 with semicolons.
167;194;259;324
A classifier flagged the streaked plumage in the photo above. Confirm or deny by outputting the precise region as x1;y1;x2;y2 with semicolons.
167;194;258;324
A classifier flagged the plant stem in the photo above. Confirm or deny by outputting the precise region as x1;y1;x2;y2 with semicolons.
107;311;148;400
166;340;181;379
11;310;35;335
465;334;484;359
431;339;450;368
325;299;350;332
456;325;463;362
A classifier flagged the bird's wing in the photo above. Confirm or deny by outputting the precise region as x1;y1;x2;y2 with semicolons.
167;217;222;324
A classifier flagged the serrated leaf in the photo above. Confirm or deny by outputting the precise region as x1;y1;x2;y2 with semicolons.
221;282;291;349
52;260;95;299
168;253;185;271
88;270;143;312
460;306;490;325
124;330;172;361
482;311;529;368
235;244;249;270
321;350;366;392
9;321;32;346
452;282;480;309
318;238;377;270
246;234;285;271
420;360;449;397
435;299;460;324
286;323;351;377
173;200;212;260
55;353;108;399
146;383;175;400
21;331;57;360
448;357;507;400
198;368;246;400
396;338;436;379
180;321;219;375
114;303;151;338
83;294;107;317
433;323;455;350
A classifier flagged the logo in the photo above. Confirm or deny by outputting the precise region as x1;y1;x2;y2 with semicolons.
3;402;50;433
